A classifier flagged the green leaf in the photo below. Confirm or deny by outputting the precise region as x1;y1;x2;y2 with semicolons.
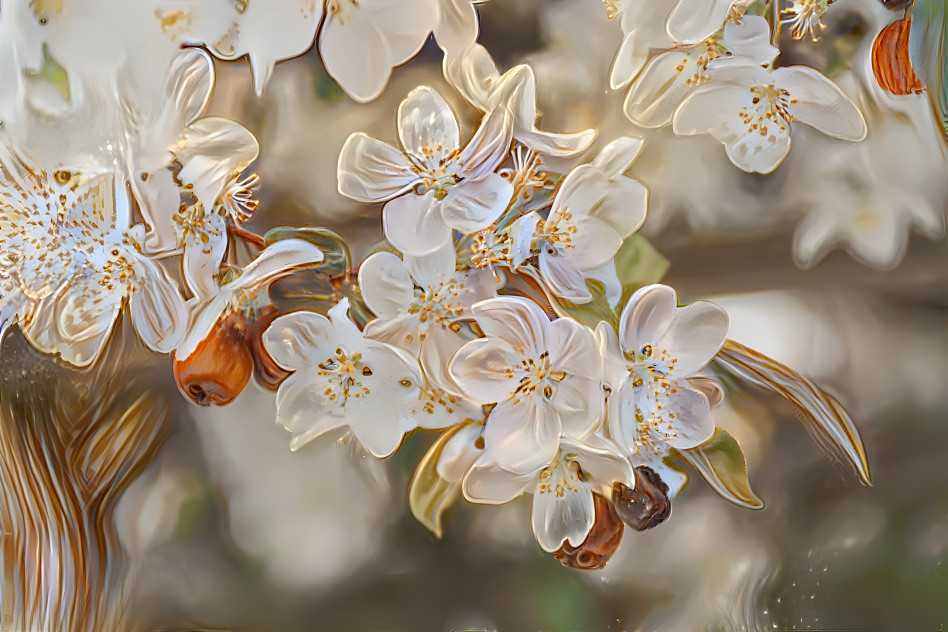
549;279;618;331
677;428;764;510
614;234;670;308
408;426;465;539
26;44;70;102
264;226;350;278
267;268;337;314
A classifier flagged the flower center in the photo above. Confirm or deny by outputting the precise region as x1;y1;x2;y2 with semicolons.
625;343;682;455
317;347;373;404
740;84;796;140
782;0;828;42
538;451;585;498
506;350;567;403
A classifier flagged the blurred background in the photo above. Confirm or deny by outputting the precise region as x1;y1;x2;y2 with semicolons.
115;0;948;629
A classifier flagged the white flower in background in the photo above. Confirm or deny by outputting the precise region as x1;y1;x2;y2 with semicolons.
319;0;437;103
624;15;776;128
263;299;461;455
177;239;324;361
510;137;648;303
358;244;495;393
338;86;513;256
197;0;322;96
608;0;733;90
435;0;490;56
444;43;596;157
598;285;727;485
462;435;634;552
792;98;948;270
448;296;603;475
673;63;868;173
0;157;186;367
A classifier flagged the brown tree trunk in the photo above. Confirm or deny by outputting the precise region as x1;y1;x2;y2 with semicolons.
0;321;175;631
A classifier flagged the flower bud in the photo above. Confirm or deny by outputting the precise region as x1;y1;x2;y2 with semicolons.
871;16;925;96
173;314;252;406
611;466;671;532
553;492;624;570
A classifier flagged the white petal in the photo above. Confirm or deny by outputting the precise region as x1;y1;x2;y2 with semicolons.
666;0;731;44
624;48;701;129
449;337;521;404
442;42;499;111
565;216;624;270
510;212;539;269
397;86;460;159
440;174;512;233
462;457;537;504
382;192;453;256
562;436;635;488
591;136;645;179
610;34;650;90
433;0;479;55
458;106;513;179
470;296;550;355
177;118;260;212
662;384;715;450
263;311;334;371
776;66;867;141
596;322;628;392
54;279;123;367
404;240;457;289
437;422;485;482
720;15;778;66
358;251;414;320
176;295;228;361
484;397;559;475
618;284;677;354
539;252;592;303
129;255;187;354
134;168;181;255
228;238;324;293
593;177;649;238
724;129;791;174
337;133;420;203
182;214;228;299
532;480;594;552
275;372;345;451
660;300;729;376
164;48;213;129
419;324;469;393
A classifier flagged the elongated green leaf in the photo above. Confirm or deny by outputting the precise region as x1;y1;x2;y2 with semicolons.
264;226;351;278
408;426;465;538
714;339;872;485
549;279;618;331
614;234;670;307
678;428;764;509
267;268;337;314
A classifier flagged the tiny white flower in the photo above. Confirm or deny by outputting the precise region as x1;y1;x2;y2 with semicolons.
358;244;495;393
673;63;867;173
263;299;460;456
448;296;603;475
509;137;648;303
782;0;830;42
598;285;728;471
444;43;596;157
338;86;513;256
462;435;634;553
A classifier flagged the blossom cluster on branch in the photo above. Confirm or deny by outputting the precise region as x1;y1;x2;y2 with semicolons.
0;0;889;569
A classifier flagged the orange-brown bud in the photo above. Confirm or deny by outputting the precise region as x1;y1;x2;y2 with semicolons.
553;492;624;570
246;306;292;391
611;466;671;532
173;314;253;406
871;17;925;96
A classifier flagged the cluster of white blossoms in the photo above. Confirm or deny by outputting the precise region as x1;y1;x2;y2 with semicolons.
0;0;878;569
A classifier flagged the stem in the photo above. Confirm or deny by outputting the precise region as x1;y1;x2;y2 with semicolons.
226;220;265;249
771;0;783;49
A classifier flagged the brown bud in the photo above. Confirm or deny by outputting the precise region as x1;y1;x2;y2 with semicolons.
246;306;292;391
173;314;253;406
612;466;671;532
871;17;925;96
553;492;624;570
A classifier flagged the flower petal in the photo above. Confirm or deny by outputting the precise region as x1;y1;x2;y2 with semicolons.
263;311;334;371
449;337;520;403
182;213;228;299
130;255;187;354
462;456;536;504
458;106;513;179
591;136;645;179
440;173;512;233
532;479;594;552
382;192;453;256
484;397;559;475
666;0;731;44
397;86;460;159
275;372;345;451
358;251;414;320
337;132;420;203
776;66;867;141
177;118;260;213
470;296;550;356
437;422;485;482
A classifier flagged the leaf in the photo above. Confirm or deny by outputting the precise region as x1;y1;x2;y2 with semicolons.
408;425;465;539
677;428;764;509
614;234;670;308
267;268;337;314
26;44;70;102
714;338;872;485
549;279;618;331
264;226;350;278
